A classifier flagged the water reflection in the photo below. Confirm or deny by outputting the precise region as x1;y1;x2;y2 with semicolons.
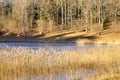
0;42;112;49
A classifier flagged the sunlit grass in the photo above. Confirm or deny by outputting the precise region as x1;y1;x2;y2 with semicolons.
0;46;120;80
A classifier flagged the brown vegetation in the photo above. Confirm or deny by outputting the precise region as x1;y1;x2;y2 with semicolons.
0;46;120;80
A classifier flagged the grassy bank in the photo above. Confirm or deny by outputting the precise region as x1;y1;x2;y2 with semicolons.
0;46;120;80
1;29;120;45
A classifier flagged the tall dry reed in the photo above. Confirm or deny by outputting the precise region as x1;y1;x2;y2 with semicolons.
0;46;119;80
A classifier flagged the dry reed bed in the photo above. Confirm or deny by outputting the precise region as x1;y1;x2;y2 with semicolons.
0;46;120;80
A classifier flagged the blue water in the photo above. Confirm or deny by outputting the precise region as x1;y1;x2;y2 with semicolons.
0;42;111;49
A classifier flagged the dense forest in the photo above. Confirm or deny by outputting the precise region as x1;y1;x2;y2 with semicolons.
0;0;120;36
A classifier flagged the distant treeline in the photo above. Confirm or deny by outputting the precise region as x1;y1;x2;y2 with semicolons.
0;0;120;36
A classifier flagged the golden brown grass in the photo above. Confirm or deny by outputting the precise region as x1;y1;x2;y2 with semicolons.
0;46;120;80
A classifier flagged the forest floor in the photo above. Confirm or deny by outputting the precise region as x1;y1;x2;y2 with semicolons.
0;28;120;45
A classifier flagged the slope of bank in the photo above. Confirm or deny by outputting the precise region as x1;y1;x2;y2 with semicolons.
0;29;120;45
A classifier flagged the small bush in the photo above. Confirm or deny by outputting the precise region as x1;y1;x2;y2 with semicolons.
0;17;22;36
103;17;110;29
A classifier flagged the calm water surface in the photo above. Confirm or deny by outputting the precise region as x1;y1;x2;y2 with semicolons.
0;42;111;49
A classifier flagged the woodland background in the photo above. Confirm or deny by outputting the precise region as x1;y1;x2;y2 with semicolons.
0;0;120;36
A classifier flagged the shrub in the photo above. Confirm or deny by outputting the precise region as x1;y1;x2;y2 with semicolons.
0;16;22;36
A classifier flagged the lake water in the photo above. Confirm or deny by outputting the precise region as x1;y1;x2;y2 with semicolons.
0;42;111;49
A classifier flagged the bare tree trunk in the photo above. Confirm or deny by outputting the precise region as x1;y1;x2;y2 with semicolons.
40;12;43;34
65;0;67;27
70;9;73;30
61;0;64;30
89;0;93;32
80;1;83;31
22;5;26;37
98;0;101;35
115;4;117;24
98;0;103;35
85;15;88;32
30;18;33;36
57;6;59;25
101;0;104;31
68;5;70;25
90;8;93;32
1;1;4;20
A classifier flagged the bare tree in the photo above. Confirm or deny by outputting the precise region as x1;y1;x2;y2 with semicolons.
1;0;120;36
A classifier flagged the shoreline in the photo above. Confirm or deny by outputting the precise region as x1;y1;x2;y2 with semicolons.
0;39;120;45
0;31;120;45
